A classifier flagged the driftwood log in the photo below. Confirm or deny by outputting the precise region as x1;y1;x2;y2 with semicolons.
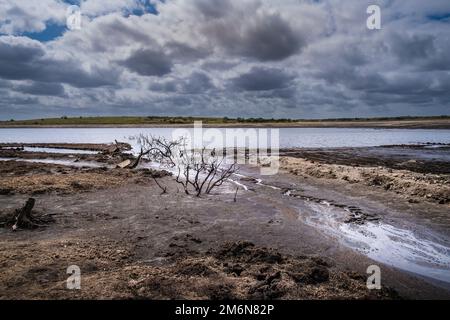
104;140;131;155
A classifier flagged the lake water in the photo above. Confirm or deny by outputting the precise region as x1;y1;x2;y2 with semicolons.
0;127;449;148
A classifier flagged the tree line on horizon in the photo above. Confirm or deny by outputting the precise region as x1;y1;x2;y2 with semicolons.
2;115;450;124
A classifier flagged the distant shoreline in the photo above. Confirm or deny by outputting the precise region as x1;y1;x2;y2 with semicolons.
1;121;450;129
1;116;450;129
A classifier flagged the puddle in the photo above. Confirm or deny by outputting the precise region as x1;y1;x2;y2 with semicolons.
1;146;99;155
23;147;99;155
0;157;107;168
301;202;450;284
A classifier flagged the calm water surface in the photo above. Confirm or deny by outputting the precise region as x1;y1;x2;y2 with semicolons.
0;128;449;148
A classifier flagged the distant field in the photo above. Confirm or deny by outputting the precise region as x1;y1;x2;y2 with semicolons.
1;116;450;129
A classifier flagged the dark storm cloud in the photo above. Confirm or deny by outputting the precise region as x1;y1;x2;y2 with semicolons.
366;73;450;105
0;36;44;62
171;96;192;107
201;60;238;71
165;42;211;63
193;0;232;18
181;72;214;94
388;32;436;63
86;17;152;52
0;79;12;89
230;67;295;91
258;87;297;99
14;81;65;96
206;12;304;61
316;62;450;108
149;80;178;93
0;37;118;88
150;72;214;94
1;0;450;120
0;92;39;106
120;48;173;77
0;37;45;79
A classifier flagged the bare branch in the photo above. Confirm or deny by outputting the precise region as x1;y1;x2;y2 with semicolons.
134;135;238;196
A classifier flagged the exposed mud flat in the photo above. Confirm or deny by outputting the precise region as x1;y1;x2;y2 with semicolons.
0;239;398;300
0;160;168;195
279;147;450;205
280;144;450;174
0;143;134;166
1;143;450;299
0;142;130;153
123;241;398;300
229;169;450;287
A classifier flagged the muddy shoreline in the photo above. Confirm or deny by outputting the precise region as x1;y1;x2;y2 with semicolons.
1;143;449;299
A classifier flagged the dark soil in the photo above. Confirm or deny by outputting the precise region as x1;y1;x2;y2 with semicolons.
1;143;449;300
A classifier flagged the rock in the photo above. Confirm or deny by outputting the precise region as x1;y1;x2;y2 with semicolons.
116;159;131;169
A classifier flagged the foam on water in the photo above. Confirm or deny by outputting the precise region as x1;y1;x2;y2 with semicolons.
227;178;249;191
301;202;450;283
340;222;450;283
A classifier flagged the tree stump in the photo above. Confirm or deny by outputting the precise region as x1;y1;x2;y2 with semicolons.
12;198;36;231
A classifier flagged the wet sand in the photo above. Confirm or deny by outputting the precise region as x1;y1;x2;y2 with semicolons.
0;143;449;299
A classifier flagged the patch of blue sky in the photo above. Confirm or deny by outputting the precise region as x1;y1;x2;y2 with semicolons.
124;0;159;17
22;23;67;42
427;13;450;22
15;0;159;42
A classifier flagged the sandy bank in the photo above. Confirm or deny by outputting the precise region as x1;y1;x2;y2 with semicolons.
280;157;450;205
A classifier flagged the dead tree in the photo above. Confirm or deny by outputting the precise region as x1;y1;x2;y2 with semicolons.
130;135;182;168
135;135;238;197
127;147;146;169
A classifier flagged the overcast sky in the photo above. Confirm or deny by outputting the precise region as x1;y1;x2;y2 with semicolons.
0;0;449;120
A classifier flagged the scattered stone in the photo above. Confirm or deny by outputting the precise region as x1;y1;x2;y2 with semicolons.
116;159;132;169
